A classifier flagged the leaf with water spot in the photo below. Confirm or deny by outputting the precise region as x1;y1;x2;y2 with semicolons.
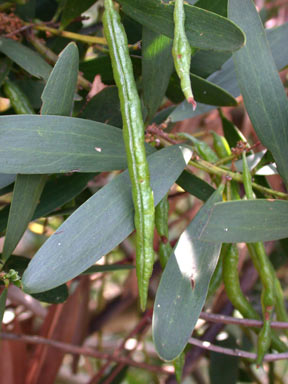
153;186;223;361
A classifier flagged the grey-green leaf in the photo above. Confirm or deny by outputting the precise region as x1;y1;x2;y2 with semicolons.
41;42;79;116
176;170;215;202
118;0;245;52
199;200;288;243
0;115;140;174
32;284;68;304
61;0;97;28
142;28;174;122
0;38;51;80
79;86;122;128
170;22;288;122
229;0;288;186
2;175;46;261
152;187;223;361
0;173;96;233
166;72;237;107
0;174;16;189
83;264;135;274
22;146;192;293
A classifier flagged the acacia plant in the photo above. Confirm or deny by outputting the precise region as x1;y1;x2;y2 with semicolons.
0;0;288;382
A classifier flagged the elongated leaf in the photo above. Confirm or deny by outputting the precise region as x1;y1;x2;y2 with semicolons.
0;173;95;233
15;79;45;109
0;58;11;87
176;170;215;202
0;288;8;331
220;112;246;148
32;284;68;304
0;115;138;174
34;173;95;219
2;175;46;261
3;255;134;275
199;200;288;243
170;22;288;122
142;28;174;122
83;264;135;274
41;42;79;116
152;187;223;361
190;51;231;79
22;146;192;293
229;0;288;186
61;0;97;27
191;0;229;76
79;86;122;128
2;255;68;304
167;72;237;106
79;55;141;85
0;38;51;80
2;44;80;262
195;0;227;16
118;0;245;52
0;174;16;189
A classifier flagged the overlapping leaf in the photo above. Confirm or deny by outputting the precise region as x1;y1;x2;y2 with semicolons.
0;115;136;173
0;38;51;80
142;28;174;122
118;0;245;52
153;187;223;361
1;43;80;262
170;22;288;122
0;173;95;233
229;0;288;186
199;200;288;243
22;146;192;293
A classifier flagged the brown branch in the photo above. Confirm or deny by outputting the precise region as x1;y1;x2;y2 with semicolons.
199;312;288;330
8;285;47;319
188;337;288;362
0;332;171;376
89;309;153;383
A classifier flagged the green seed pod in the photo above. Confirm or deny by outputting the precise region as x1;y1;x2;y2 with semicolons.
172;0;196;109
155;194;172;268
211;131;232;159
103;0;155;311
3;80;35;114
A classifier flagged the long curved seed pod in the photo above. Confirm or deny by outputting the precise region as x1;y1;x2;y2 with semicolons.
155;194;172;268
103;0;155;311
247;241;288;337
222;244;286;353
172;0;196;110
242;151;275;363
3;80;34;114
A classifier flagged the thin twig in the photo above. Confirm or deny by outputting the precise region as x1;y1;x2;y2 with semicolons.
28;24;107;45
4;24;31;37
189;337;288;362
146;128;288;200
189;160;288;200
0;332;172;375
89;309;153;383
26;32;92;91
200;312;288;330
